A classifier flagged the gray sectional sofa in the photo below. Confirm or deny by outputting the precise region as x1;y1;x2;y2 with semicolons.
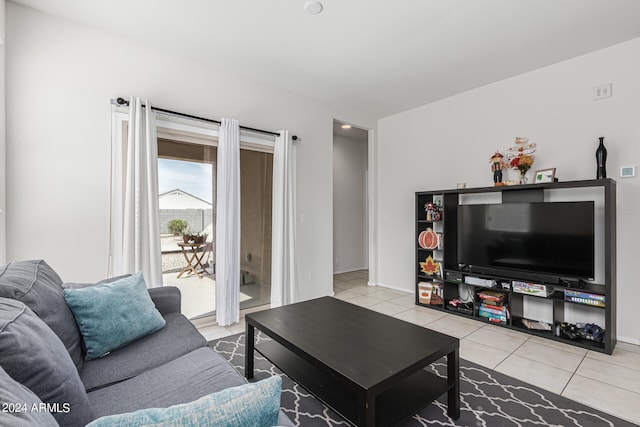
0;260;293;426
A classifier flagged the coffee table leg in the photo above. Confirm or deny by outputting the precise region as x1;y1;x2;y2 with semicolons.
245;323;255;379
357;394;375;427
447;346;460;420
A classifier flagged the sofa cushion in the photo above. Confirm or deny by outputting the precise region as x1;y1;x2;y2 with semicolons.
63;274;132;290
87;347;248;418
0;365;59;427
63;272;166;361
147;286;182;316
86;375;282;427
81;312;206;391
0;297;93;427
0;259;84;370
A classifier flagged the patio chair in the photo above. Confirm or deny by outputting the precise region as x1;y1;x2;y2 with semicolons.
201;224;215;274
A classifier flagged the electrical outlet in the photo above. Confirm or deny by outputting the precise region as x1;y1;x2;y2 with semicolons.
593;83;612;100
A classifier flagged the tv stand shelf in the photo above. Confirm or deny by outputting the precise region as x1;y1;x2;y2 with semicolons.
415;179;616;354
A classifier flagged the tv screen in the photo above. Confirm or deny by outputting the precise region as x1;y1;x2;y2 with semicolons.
457;202;594;280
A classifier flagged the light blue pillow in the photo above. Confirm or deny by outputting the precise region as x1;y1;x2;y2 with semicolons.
86;375;282;427
63;272;166;360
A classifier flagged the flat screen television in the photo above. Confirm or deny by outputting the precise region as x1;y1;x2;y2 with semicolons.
457;201;594;281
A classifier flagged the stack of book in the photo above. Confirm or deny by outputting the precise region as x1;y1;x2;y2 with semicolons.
477;290;508;324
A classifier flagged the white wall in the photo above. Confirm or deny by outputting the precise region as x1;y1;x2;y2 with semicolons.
5;3;376;302
0;0;5;264
377;38;640;344
333;133;367;274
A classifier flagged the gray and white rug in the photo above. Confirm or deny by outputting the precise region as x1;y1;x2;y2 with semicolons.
209;333;635;427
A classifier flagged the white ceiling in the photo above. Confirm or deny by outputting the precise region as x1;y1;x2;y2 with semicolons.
12;0;640;119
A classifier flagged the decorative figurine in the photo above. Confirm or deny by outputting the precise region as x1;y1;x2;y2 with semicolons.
489;151;508;186
424;202;434;221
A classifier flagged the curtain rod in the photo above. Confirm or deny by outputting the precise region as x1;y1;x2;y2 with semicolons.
115;97;286;138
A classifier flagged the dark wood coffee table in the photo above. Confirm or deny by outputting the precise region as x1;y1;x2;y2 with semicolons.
245;297;460;426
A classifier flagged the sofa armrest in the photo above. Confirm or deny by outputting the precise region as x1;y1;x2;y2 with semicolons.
148;286;181;316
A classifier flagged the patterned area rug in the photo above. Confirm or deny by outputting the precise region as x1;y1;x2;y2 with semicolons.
209;333;635;427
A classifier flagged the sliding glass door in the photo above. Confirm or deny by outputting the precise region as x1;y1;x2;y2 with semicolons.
158;139;216;319
156;136;273;318
239;149;273;311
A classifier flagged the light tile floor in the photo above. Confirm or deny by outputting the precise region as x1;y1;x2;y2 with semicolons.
191;304;265;342
195;269;640;425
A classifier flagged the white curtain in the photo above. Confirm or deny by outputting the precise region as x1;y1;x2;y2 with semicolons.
271;130;299;307
109;97;163;287
215;118;241;326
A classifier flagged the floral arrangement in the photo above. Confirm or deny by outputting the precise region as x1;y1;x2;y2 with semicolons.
510;154;534;174
507;137;536;184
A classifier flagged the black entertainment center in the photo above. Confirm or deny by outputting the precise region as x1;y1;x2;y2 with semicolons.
415;179;616;354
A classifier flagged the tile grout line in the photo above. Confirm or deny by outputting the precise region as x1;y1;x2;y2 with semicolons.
328;279;640;425
560;351;588;396
558;371;640;426
493;336;532;370
467;327;532;367
587;351;640;374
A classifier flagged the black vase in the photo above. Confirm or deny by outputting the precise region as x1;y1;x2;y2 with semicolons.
596;137;607;179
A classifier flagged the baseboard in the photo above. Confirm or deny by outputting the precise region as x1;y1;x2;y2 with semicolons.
617;336;640;346
333;267;368;275
369;282;413;294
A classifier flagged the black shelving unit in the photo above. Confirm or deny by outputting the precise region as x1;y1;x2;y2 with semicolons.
415;193;446;308
415;179;616;354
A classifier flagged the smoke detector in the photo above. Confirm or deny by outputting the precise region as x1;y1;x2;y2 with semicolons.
304;1;324;15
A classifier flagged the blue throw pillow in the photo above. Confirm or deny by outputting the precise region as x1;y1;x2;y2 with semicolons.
63;272;166;360
86;375;282;427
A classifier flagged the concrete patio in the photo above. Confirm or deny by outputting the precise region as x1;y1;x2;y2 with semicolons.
163;272;269;320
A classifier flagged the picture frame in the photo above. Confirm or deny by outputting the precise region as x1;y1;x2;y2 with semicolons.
534;168;556;183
